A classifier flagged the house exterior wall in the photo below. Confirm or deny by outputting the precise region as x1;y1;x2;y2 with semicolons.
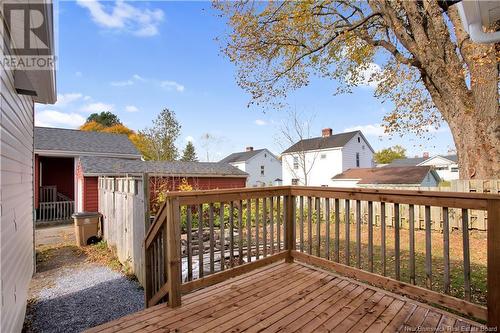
83;176;99;212
329;179;360;188
40;156;74;199
419;156;459;181
241;150;281;187
0;43;36;333
282;133;374;187
282;148;343;186
341;134;374;172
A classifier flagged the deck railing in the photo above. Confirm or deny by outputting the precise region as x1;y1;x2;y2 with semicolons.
36;200;74;222
40;185;57;202
144;186;500;328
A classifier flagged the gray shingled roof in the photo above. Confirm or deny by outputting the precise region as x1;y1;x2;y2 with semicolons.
386;154;458;167
282;131;359;154
219;149;265;163
79;156;248;177
35;127;140;156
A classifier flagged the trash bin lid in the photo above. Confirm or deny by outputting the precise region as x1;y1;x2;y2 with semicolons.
72;212;102;218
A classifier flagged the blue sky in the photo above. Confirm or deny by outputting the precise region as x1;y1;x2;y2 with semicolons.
35;0;456;161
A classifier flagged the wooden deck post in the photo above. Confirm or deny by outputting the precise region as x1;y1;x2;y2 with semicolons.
285;194;295;263
166;197;182;307
487;198;500;329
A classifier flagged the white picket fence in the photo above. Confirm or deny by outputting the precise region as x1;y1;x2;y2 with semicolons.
98;176;148;285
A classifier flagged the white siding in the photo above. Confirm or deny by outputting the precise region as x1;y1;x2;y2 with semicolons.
241;150;281;187
419;156;459;181
341;134;374;172
1;40;35;332
282;148;343;186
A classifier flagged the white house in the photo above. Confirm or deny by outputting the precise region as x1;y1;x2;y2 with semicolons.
220;147;282;187
331;166;441;188
387;153;459;181
1;2;57;332
281;129;374;186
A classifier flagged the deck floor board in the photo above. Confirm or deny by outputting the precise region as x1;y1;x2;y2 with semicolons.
86;262;484;333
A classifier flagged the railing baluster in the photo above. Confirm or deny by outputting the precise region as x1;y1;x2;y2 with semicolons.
238;200;243;265
368;201;373;273
209;203;215;274
425;205;432;289
220;203;225;271
325;198;330;260
299;196;304;252
442;207;450;293
409;204;416;285
255;199;260;260
308;196;313;255
316;198;321;257
277;196;281;252
381;202;386;276
197;204;204;278
186;206;193;282
263;197;268;258
462;208;471;301
268;197;273;253
345;199;350;266
356;200;361;269
395;203;400;281
246;199;252;263
334;199;340;262
229;201;234;268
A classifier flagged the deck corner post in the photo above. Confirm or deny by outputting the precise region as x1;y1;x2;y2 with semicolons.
166;197;182;308
487;198;500;329
285;194;295;263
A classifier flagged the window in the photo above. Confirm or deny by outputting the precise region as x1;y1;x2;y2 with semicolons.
435;166;447;170
451;167;459;172
292;179;299;185
260;165;265;176
358;137;361;143
293;156;299;169
356;153;360;167
320;154;326;159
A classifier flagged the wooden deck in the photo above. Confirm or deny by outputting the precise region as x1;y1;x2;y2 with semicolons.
87;262;483;333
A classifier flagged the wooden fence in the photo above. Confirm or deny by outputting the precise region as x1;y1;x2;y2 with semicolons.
98;175;149;285
354;179;500;231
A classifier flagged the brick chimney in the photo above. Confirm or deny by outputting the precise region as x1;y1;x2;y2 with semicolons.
322;128;333;137
423;152;429;158
246;146;254;152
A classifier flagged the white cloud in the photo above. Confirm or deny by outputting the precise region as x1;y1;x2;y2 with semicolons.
76;0;164;37
160;80;185;92
80;102;114;113
125;105;139;113
35;110;86;128
348;63;382;89
111;79;134;87
133;74;146;81
344;123;388;137
185;135;195;143
255;119;267;126
54;93;83;107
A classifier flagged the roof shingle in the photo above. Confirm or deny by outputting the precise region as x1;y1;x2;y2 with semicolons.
79;156;248;177
35;127;140;156
282;131;359;154
219;149;265;163
332;166;437;185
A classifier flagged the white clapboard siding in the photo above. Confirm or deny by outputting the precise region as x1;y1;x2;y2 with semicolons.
1;41;35;333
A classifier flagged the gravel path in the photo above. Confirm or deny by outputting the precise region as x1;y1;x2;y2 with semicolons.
24;248;144;333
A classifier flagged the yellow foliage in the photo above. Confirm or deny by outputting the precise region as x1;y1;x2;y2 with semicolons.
177;178;193;192
102;124;134;136
79;121;105;132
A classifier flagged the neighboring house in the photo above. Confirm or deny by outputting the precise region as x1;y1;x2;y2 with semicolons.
0;3;57;332
281;129;374;186
219;147;282;187
387;153;459;181
331;166;441;188
77;156;248;203
34;127;142;219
